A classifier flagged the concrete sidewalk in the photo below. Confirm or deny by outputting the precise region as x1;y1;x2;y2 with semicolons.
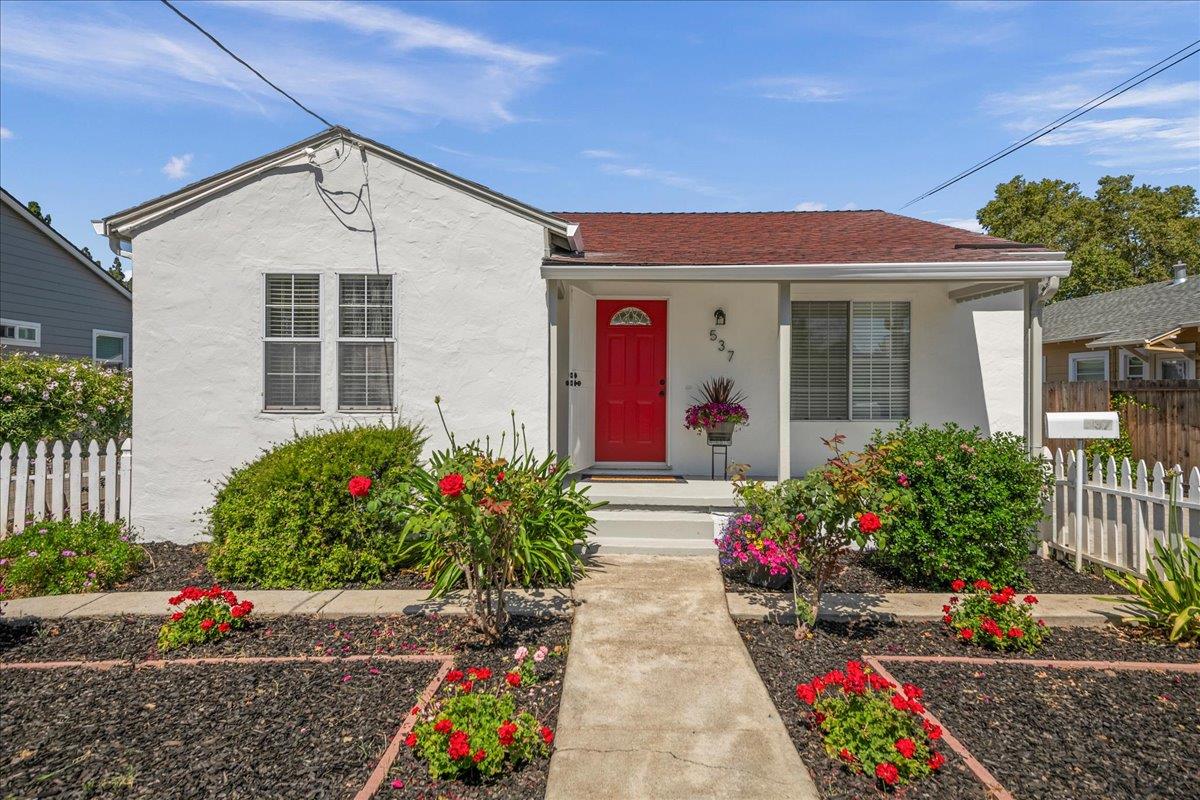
727;590;1132;627
544;555;819;800
0;587;575;620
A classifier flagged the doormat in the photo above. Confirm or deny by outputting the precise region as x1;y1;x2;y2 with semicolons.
584;474;686;483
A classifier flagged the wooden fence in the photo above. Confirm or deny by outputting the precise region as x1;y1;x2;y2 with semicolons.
1;439;131;534
1043;447;1199;576
1043;380;1200;470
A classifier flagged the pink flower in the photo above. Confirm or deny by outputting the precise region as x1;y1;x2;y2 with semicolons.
390;778;405;789
514;646;528;661
533;646;548;663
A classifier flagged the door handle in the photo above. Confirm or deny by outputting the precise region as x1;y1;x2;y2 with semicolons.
659;378;665;385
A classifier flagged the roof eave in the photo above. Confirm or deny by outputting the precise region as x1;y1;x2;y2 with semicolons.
540;259;1072;282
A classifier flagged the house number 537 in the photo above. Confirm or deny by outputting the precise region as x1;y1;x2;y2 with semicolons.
709;330;735;362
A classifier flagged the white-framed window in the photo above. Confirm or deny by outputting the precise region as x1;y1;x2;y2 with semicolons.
1068;351;1109;382
263;273;322;411
1120;351;1147;380
338;273;394;411
790;300;910;421
1;318;41;347
1157;356;1195;380
92;330;129;370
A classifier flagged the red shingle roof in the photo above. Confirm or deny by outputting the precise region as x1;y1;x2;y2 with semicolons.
549;211;1050;266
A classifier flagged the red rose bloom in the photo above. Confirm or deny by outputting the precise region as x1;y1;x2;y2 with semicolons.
894;738;917;759
472;749;486;763
505;672;521;687
434;718;453;734
857;512;882;534
928;751;945;770
438;473;465;497
170;612;184;622
950;579;966;592
496;471;505;482
347;475;372;498
497;721;518;747
875;762;899;785
447;730;470;760
200;618;215;631
218;622;231;633
960;628;974;640
405;732;418;748
540;726;554;745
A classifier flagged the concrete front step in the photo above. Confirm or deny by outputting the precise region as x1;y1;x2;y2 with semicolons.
584;479;739;511
592;508;717;540
586;535;717;556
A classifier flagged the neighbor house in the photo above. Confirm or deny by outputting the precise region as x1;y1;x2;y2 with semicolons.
93;127;1070;541
1;187;132;368
1042;265;1198;382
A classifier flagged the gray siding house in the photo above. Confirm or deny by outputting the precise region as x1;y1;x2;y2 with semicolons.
1;187;132;367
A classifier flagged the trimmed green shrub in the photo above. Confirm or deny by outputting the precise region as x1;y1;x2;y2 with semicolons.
0;351;132;444
868;423;1051;589
0;515;143;598
206;423;425;589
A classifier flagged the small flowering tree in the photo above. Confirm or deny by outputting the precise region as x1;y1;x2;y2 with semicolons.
797;661;944;788
944;579;1047;652
0;351;131;444
158;585;254;651
724;436;898;638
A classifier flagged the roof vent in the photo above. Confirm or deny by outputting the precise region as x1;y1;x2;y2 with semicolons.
1173;261;1188;285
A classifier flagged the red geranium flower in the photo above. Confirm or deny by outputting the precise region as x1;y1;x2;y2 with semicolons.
472;748;486;763
1008;627;1024;639
943;614;953;624
497;721;518;747
869;673;891;691
890;693;909;711
168;595;182;606
894;738;917;759
973;579;992;591
434;718;453;734
540;726;554;745
951;579;966;592
469;667;492;681
838;748;856;763
902;683;923;699
200;618;215;631
446;670;464;683
875;762;899;786
218;622;231;633
170;612;184;622
405;732;418;748
960;628;974;640
857;512;882;534
460;681;474;693
439;473;465;497
1024;595;1039;605
505;672;521;687
924;720;942;739
447;730;470;760
928;751;945;770
796;683;818;705
990;593;1009;606
347;475;372;498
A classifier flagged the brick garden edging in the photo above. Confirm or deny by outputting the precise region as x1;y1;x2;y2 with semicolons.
1;652;457;800
862;654;1200;800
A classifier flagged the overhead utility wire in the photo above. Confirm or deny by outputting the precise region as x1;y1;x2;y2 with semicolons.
158;0;335;128
901;39;1200;209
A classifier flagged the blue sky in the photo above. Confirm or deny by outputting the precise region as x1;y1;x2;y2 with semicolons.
1;0;1197;268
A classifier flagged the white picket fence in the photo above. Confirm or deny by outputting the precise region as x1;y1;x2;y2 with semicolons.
1;439;132;534
1043;447;1200;577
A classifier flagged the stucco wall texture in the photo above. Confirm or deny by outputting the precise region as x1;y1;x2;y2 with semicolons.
131;152;549;541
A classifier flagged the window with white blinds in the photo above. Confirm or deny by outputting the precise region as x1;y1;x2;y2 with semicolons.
338;274;394;410
790;301;910;421
264;274;321;410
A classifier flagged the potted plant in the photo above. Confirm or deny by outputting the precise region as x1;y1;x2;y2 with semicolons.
684;377;749;444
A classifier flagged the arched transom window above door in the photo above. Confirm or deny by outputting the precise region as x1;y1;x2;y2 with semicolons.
610;306;652;326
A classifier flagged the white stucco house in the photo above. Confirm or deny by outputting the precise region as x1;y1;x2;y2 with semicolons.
94;127;1070;542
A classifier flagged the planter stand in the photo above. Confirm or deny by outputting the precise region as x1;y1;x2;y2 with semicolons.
709;442;729;480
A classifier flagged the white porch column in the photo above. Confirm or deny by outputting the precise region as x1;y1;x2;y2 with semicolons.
1023;280;1045;454
547;280;561;456
777;281;792;481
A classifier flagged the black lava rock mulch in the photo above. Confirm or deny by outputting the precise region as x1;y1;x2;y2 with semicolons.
723;553;1122;596
736;619;1198;800
890;660;1200;800
1;659;437;800
114;542;432;592
0;615;571;800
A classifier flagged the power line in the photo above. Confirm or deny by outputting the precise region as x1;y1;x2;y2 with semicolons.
901;39;1200;209
158;0;335;128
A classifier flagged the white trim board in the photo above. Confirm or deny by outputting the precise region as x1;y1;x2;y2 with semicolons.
542;260;1072;282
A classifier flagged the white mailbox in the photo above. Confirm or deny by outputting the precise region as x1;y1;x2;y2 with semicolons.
1045;411;1120;440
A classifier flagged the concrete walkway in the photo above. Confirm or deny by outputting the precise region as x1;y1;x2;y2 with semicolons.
544;555;819;800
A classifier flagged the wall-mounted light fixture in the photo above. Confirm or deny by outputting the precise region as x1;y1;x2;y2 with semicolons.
714;308;726;326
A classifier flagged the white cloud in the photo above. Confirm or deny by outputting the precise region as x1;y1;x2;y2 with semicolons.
937;217;985;233
747;76;849;103
0;126;12;140
581;149;621;160
988;82;1199;115
596;161;727;198
161;154;194;180
840;202;860;211
793;201;827;211
0;1;556;129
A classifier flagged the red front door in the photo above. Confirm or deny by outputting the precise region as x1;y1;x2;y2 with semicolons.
595;299;667;463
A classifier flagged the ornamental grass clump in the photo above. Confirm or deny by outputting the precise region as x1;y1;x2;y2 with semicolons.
1106;537;1200;643
407;665;552;780
158;585;254;651
944;579;1047;652
797;661;944;788
0;516;142;598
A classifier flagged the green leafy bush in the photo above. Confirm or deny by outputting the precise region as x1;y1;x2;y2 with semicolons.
206;423;424;590
158;585;254;651
0;351;132;444
797;661;944;787
0;515;142;598
944;579;1048;652
1107;538;1200;643
372;403;597;640
407;667;552;780
868;423;1051;589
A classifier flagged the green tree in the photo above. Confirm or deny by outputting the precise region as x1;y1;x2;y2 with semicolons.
107;256;131;290
977;175;1200;301
25;200;50;226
